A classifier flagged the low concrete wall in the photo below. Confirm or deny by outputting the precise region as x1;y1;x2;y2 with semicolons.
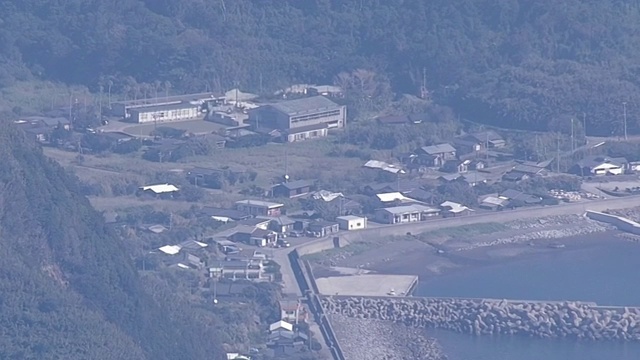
288;249;346;360
586;210;640;235
297;236;352;256
322;296;640;341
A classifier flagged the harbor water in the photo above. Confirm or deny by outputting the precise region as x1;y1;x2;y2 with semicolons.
416;236;640;359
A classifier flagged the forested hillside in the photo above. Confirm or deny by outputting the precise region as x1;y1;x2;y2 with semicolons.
0;124;224;359
2;0;640;133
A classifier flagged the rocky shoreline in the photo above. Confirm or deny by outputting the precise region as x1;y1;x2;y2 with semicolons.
329;314;447;360
322;297;640;341
454;215;612;252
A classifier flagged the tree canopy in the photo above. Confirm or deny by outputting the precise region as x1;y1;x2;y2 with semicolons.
0;124;225;359
2;0;640;133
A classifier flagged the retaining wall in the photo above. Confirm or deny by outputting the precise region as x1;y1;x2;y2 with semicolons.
297;236;350;256
288;249;346;360
586;210;640;235
322;296;640;341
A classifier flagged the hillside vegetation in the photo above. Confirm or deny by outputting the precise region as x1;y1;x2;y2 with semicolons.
0;124;224;359
2;0;640;134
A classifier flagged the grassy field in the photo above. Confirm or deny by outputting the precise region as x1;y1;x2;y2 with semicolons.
0;80;94;114
43;133;381;217
419;222;508;241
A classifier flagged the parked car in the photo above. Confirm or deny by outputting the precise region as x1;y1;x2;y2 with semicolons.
276;239;291;248
288;231;303;238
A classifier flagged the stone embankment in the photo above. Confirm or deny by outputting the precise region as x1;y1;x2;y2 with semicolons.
329;314;447;360
456;215;611;251
322;297;640;341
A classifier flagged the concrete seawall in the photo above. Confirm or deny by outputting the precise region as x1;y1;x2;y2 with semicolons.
586;210;640;235
288;249;346;360
322;296;640;341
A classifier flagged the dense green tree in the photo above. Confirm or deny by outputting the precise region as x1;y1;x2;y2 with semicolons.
3;1;640;133
0;124;225;359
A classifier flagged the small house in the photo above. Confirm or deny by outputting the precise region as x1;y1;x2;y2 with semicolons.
441;159;470;174
261;216;296;234
307;220;339;237
271;180;314;198
137;183;179;198
416;143;457;167
226;225;277;247
374;204;440;224
188;167;223;187
269;320;294;333
573;156;628;176
336;215;367;231
209;260;264;280
235;200;284;217
469;159;487;170
201;207;250;222
226;353;251;360
376;114;409;125
512;163;548;177
499;189;542;206
479;196;508;211
440;201;473;217
461;172;488;187
469;130;506;149
279;299;307;324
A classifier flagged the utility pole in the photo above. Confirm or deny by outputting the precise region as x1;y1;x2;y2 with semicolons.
259;72;264;95
485;131;489;161
571;118;575;153
583;112;587;138
68;93;73;131
556;133;561;173
623;101;628;140
420;67;428;99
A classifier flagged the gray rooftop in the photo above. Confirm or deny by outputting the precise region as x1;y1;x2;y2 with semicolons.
380;204;440;214
274;180;314;190
235;199;284;209
336;215;366;221
129;102;199;113
512;163;546;174
269;96;340;116
577;156;628;168
421;143;456;155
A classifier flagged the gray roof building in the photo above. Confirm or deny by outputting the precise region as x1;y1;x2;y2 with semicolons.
420;143;456;155
270;96;340;116
248;96;346;132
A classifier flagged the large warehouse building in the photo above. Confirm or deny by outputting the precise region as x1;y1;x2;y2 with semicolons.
111;92;225;120
129;103;202;124
248;96;346;142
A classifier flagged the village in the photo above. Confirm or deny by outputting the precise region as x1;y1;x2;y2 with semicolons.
15;84;640;359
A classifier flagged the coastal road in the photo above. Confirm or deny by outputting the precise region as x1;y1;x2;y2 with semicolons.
277;194;640;296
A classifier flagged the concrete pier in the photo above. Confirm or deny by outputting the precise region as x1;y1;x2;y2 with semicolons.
315;274;419;297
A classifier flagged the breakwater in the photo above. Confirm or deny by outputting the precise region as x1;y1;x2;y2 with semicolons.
322;296;640;341
587;210;640;235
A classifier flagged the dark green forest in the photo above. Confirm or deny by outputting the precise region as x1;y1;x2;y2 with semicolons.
0;124;225;359
2;0;640;134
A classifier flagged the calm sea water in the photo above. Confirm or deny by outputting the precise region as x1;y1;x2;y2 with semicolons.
415;237;640;360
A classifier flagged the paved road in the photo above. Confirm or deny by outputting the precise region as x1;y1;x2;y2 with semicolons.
276;194;640;296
